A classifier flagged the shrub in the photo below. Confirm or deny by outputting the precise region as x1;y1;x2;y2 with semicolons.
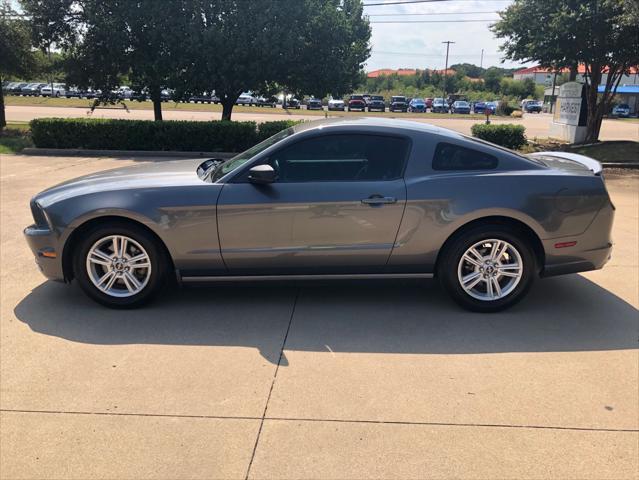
30;118;302;152
471;123;527;150
256;120;300;142
510;110;523;118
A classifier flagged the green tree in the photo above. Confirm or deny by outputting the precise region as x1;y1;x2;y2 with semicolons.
185;0;370;120
493;0;639;142
482;67;502;93
23;0;194;121
0;1;35;128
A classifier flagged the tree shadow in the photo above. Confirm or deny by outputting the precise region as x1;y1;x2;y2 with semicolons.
13;275;638;365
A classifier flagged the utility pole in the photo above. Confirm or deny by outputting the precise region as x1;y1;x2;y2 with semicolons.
480;48;484;69
442;41;455;107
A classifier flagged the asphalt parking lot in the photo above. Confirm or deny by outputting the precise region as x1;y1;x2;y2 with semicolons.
1;154;638;479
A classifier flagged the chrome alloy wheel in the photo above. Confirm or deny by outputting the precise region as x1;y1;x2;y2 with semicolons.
457;239;523;301
85;235;152;297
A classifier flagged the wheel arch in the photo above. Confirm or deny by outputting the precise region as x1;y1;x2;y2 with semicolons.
435;215;545;276
62;215;175;282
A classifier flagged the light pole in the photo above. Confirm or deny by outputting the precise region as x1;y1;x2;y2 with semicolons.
442;41;455;108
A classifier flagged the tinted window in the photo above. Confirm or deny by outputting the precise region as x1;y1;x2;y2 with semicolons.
433;142;498;170
269;134;410;182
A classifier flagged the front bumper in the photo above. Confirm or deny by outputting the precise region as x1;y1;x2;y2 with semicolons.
24;225;65;281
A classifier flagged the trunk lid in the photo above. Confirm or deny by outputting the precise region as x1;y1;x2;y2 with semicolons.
527;151;603;175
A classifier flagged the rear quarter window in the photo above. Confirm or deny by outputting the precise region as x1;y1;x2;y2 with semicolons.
433;142;498;170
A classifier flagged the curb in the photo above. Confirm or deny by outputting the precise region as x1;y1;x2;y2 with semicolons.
20;148;237;159
602;162;639;169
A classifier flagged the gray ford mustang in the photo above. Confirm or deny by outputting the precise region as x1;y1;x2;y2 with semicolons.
24;118;614;311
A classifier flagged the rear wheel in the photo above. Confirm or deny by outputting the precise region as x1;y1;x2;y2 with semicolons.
438;225;536;312
73;222;168;308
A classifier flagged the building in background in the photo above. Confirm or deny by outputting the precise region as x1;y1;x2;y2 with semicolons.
514;65;639;87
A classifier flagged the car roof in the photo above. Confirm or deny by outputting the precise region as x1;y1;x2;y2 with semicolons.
290;117;467;140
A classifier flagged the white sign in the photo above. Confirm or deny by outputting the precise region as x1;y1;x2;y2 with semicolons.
553;82;583;126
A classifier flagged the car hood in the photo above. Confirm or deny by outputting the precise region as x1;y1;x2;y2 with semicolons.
34;158;206;208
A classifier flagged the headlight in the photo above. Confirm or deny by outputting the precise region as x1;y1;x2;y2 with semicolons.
30;200;49;227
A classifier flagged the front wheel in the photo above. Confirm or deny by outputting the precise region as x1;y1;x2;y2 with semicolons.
73;222;169;308
438;226;536;312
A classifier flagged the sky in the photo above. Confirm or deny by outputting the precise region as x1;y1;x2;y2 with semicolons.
364;0;532;71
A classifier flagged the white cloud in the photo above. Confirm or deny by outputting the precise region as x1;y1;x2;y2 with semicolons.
364;0;532;71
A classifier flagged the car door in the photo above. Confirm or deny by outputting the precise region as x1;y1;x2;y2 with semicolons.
216;132;411;274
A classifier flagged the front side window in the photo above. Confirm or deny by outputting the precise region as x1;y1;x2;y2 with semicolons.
268;134;410;183
433;142;498;170
209;127;295;181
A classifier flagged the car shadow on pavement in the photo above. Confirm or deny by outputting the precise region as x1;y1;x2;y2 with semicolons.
14;274;638;364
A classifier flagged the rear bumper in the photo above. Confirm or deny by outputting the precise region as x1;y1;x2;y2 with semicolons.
24;225;65;281
541;201;614;278
541;242;612;277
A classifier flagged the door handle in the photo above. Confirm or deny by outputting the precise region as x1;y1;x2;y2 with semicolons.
361;195;397;206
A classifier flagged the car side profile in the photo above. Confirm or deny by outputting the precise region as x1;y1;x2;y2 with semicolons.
25;118;614;312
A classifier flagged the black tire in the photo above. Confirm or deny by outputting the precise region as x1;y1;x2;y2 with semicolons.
438;224;536;312
72;221;169;308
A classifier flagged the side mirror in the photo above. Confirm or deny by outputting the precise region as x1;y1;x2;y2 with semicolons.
248;164;277;184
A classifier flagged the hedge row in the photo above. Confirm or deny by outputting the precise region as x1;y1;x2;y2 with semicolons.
29;118;301;152
470;123;527;150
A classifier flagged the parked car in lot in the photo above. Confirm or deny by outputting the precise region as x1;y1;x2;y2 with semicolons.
451;100;471;114
524;100;543;113
348;94;367;112
236;93;257;106
285;98;301;109
21;83;46;96
40;83;67;97
389;96;408;112
367;95;386;112
256;96;277;107
64;87;82;98
116;86;133;99
611;103;631;118
8;82;28;95
24;118;614;312
328;98;345;111
432;97;447;113
408;98;427;113
189;93;219;104
473;101;495;114
306;98;323;110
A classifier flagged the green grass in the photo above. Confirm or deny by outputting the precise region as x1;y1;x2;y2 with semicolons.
608;117;639;123
568;141;639;163
4;95;490;120
0;122;34;154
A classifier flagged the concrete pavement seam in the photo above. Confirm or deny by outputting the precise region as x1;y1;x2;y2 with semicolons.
244;288;300;480
2;409;636;433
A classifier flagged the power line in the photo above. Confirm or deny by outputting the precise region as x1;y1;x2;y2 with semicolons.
372;50;502;57
363;0;510;6
370;19;498;23
368;11;499;16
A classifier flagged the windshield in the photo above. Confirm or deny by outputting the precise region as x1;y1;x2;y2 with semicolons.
392;97;406;101
209;127;295;182
371;96;384;100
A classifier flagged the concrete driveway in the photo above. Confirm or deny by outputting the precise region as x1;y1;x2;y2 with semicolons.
1;154;637;479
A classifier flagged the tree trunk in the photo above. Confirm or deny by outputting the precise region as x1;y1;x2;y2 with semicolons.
221;97;235;121
583;65;601;143
0;81;5;129
149;86;163;121
569;64;578;81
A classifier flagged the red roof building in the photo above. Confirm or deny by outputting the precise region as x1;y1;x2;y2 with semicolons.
513;64;638;86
